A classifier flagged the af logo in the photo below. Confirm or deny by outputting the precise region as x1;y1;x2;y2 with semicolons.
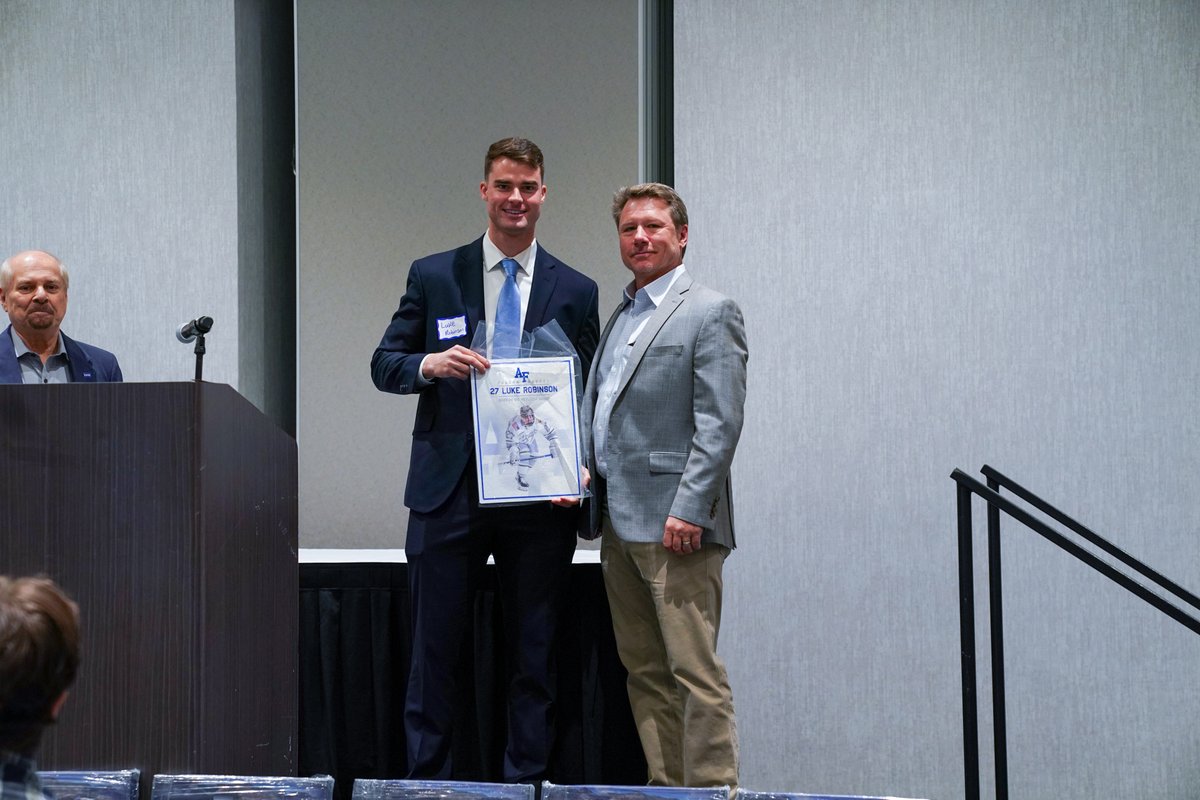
513;367;530;382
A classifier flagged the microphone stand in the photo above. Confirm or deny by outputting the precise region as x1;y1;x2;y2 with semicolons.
193;333;206;382
178;316;213;381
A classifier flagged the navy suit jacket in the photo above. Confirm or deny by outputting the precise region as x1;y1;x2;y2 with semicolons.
372;237;599;514
0;325;123;383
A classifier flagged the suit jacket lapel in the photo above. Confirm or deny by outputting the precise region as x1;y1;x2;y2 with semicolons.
589;299;628;401
62;333;98;382
613;272;693;400
526;247;558;330
0;327;97;382
0;327;21;383
453;237;486;337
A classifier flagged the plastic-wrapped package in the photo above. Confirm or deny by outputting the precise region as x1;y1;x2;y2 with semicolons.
150;775;334;800
541;786;727;800
737;790;930;800
351;781;533;800
38;769;141;800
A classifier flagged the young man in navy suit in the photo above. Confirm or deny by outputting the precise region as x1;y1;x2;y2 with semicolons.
0;250;122;384
372;138;599;784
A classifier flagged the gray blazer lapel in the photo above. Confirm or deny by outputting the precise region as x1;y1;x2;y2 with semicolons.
593;301;626;371
584;299;628;448
613;273;693;399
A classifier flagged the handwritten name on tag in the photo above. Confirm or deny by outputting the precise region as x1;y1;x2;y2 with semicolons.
437;315;467;340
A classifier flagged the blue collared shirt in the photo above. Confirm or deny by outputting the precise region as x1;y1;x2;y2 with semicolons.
13;333;70;385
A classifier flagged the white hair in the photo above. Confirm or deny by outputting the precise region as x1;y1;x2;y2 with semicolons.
0;252;69;291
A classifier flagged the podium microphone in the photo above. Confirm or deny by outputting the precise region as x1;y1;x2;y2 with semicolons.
176;316;214;344
177;316;214;381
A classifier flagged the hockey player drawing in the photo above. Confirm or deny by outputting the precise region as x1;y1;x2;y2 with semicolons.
505;404;563;492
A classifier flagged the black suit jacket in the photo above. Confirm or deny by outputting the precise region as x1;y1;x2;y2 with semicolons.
372;237;599;514
0;325;123;383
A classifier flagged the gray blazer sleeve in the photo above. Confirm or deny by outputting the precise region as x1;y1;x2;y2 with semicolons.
668;296;748;526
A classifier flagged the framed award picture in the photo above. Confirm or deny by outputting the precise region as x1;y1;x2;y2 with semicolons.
470;355;584;504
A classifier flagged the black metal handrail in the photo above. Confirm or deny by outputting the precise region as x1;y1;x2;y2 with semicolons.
951;465;1200;800
980;465;1200;613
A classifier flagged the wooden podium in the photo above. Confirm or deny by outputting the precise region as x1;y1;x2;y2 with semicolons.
0;382;297;777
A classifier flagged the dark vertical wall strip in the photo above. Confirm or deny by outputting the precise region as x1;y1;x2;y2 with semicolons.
236;0;297;435
644;0;674;185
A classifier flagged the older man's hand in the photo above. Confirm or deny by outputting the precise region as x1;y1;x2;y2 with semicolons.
663;515;702;554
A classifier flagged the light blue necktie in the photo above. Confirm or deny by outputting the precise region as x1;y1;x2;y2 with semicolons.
493;257;522;358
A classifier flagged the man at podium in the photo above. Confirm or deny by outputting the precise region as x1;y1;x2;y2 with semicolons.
0;250;122;384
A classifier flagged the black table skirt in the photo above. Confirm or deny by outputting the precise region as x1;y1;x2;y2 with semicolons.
299;562;646;796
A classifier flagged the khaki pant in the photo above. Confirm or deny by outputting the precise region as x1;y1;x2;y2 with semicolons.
600;522;739;789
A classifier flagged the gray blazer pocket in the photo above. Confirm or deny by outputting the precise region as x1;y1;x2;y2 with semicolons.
648;451;688;473
645;344;683;357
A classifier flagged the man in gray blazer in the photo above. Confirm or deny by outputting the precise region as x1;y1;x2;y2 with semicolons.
580;183;748;789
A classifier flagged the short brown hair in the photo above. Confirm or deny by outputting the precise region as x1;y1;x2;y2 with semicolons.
484;137;545;181
0;575;80;754
611;182;688;229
